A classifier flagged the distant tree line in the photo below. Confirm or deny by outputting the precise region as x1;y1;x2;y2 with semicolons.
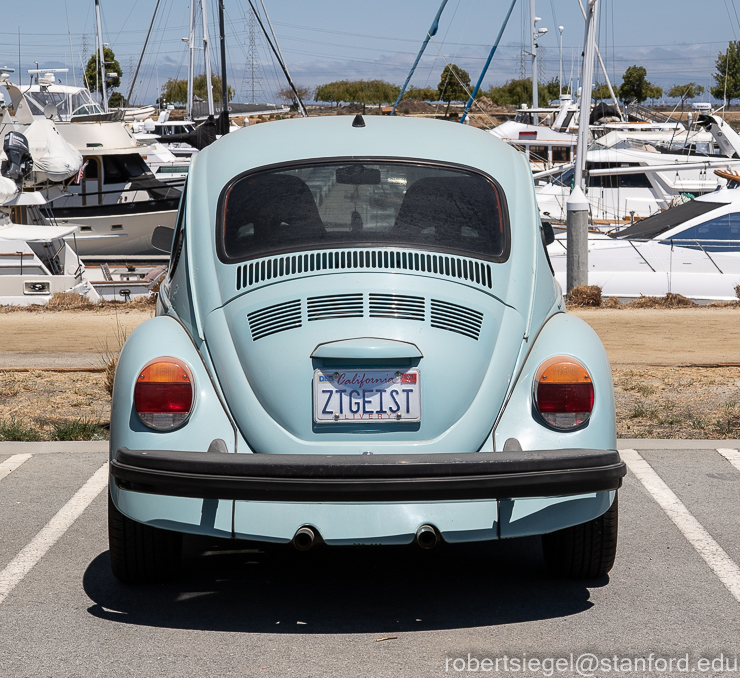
84;42;740;113
160;74;234;105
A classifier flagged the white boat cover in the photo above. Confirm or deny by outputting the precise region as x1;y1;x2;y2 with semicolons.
0;222;77;242
23;119;83;182
122;105;157;121
0;175;19;204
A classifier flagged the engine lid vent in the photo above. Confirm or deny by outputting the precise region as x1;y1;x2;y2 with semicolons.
369;293;425;321
307;293;363;321
248;299;302;340
430;299;483;340
234;249;493;292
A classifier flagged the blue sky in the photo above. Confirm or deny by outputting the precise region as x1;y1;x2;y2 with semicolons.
0;1;737;104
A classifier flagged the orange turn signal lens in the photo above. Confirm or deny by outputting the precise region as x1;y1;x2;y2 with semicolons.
534;356;594;430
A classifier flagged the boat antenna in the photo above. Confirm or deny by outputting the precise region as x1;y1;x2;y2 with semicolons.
246;0;307;116
390;0;449;116
460;0;518;124
127;0;161;107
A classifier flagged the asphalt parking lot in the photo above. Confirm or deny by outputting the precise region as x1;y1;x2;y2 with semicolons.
1;441;739;678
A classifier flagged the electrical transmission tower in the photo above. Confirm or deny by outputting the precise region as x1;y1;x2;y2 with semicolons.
81;34;90;85
538;46;546;86
518;49;527;79
240;8;265;103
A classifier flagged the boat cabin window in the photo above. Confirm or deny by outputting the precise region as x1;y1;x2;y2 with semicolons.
668;212;740;251
587;163;652;189
528;146;548;162
218;161;509;264
70;90;104;117
24;90;72;119
84;159;99;179
102;154;150;184
552;146;571;163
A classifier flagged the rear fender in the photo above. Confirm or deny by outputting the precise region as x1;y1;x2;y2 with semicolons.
493;312;616;451
109;315;238;535
110;315;238;458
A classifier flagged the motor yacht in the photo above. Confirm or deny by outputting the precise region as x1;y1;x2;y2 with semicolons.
546;178;740;301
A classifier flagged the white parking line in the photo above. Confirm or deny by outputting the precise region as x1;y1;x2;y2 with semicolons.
621;449;740;605
0;454;32;482
717;448;740;473
0;463;108;607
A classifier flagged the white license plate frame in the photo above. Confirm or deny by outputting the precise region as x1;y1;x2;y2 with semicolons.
313;368;421;424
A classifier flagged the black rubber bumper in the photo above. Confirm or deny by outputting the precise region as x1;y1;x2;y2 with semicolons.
111;447;626;502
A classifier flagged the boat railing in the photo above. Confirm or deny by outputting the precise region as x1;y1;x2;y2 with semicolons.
631;237;740;251
624;103;672;124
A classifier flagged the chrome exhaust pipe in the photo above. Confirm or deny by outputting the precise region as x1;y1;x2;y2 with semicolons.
415;524;438;549
293;526;316;551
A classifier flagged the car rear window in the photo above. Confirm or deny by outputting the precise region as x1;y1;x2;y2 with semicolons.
218;161;509;263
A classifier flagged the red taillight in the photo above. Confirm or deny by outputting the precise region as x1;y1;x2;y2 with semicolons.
134;359;193;431
534;357;594;429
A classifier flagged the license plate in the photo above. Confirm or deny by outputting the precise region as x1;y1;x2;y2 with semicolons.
313;368;421;423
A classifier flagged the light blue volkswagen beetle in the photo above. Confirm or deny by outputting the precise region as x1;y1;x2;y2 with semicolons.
108;114;625;584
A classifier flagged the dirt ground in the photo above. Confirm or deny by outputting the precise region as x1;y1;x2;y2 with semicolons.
1;306;739;440
0;308;153;356
569;308;740;367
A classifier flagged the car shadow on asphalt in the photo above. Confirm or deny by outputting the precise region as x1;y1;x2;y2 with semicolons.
83;536;607;633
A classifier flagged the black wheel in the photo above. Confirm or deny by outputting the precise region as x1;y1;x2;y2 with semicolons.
108;491;182;584
542;493;618;579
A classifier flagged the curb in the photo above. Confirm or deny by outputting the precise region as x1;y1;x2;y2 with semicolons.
0;441;108;454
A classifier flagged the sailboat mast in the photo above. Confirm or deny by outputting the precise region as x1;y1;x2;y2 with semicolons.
200;0;215;117
245;0;307;117
187;0;195;119
530;0;538;123
127;0;161;107
566;0;598;294
217;0;229;131
574;0;598;191
95;0;108;112
390;0;449;116
576;0;622;119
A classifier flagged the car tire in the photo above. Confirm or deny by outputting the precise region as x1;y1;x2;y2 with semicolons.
108;491;182;584
541;492;618;579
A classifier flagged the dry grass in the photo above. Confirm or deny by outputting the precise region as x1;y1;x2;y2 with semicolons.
0;370;109;440
1;364;738;441
0;292;156;314
46;292;95;310
566;285;602;308
565;289;729;310
623;293;697;309
614;366;740;439
104;356;118;397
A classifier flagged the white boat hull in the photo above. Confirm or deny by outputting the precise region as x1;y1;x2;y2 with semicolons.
549;238;740;301
57;208;177;257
